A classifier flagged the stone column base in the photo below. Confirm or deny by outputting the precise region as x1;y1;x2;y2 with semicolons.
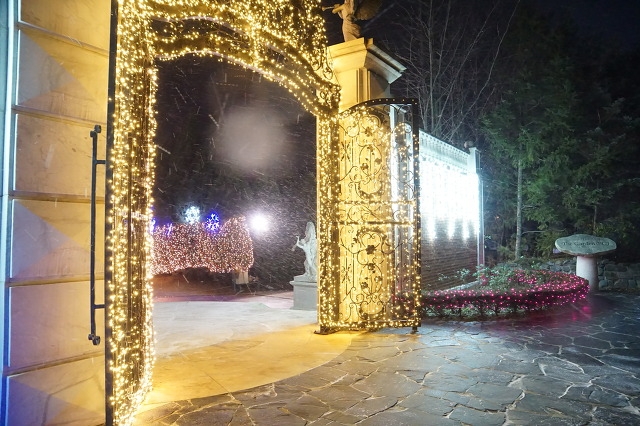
576;255;598;291
290;280;318;310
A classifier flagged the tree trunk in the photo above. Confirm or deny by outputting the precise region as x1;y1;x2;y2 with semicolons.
592;181;598;233
515;158;523;259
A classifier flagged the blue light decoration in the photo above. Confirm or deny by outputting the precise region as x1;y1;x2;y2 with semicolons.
205;212;221;233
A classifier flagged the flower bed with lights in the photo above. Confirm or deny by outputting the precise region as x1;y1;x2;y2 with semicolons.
418;269;589;319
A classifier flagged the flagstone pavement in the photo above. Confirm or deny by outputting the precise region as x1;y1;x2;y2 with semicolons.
135;291;640;425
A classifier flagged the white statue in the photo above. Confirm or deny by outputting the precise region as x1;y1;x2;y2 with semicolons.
328;0;382;42
292;221;318;282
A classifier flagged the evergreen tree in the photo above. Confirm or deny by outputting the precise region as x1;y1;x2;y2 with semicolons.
482;7;578;258
483;6;640;261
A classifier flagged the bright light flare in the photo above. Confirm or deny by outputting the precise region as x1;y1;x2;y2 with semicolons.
249;213;270;233
421;162;479;240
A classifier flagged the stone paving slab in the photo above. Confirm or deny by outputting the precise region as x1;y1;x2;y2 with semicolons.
135;293;640;425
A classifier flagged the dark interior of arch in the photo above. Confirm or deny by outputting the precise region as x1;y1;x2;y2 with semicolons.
153;55;317;285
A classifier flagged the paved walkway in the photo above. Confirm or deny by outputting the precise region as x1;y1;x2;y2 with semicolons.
135;292;640;425
139;293;357;408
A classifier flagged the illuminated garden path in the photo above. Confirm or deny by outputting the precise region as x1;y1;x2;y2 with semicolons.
135;292;640;425
136;294;358;416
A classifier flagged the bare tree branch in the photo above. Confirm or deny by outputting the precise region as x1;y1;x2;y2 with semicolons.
385;0;519;146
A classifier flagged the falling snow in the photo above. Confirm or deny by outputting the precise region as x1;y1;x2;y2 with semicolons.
154;56;317;285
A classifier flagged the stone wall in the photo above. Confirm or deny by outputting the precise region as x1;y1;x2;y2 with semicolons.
598;260;640;291
536;258;640;291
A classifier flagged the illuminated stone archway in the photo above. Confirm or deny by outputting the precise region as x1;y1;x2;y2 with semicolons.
107;1;339;422
107;1;420;423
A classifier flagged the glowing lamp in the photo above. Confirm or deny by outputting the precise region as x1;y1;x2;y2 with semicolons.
249;213;270;233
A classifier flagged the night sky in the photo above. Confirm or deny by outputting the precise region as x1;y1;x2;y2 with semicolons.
324;0;640;50
533;0;640;50
153;58;315;222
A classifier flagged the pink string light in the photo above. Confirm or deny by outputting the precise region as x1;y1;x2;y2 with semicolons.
396;270;589;318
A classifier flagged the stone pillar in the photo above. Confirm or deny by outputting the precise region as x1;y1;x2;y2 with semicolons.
576;256;599;292
320;39;421;329
327;38;405;112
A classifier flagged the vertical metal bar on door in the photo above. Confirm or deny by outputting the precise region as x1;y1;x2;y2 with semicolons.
88;125;105;346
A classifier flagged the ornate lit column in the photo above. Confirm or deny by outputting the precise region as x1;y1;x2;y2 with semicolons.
317;39;420;331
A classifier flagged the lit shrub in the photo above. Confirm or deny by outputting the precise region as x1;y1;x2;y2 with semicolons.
150;216;254;275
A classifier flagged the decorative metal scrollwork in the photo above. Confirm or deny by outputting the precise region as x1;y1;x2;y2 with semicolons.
330;99;421;329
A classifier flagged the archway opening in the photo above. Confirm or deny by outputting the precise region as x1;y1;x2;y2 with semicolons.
151;55;317;295
106;2;338;423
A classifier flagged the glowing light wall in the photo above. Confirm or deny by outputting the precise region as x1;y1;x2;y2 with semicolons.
420;132;479;241
419;132;481;290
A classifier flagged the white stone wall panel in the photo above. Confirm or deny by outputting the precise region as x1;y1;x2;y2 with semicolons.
20;0;111;50
10;199;104;281
14;114;106;197
8;281;104;370
6;356;105;426
2;0;111;422
17;31;108;122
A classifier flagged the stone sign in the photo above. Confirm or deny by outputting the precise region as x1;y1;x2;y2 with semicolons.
555;234;616;257
555;234;616;292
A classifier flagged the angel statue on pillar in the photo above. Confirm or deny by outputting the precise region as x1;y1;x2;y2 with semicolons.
326;0;382;42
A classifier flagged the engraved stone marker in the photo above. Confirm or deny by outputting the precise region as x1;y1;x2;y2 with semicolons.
555;234;616;291
555;234;616;256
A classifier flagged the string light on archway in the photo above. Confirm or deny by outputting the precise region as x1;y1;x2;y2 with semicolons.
107;1;339;424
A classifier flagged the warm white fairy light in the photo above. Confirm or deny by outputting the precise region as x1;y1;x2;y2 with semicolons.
151;217;254;274
316;102;421;331
107;1;157;424
108;0;338;424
